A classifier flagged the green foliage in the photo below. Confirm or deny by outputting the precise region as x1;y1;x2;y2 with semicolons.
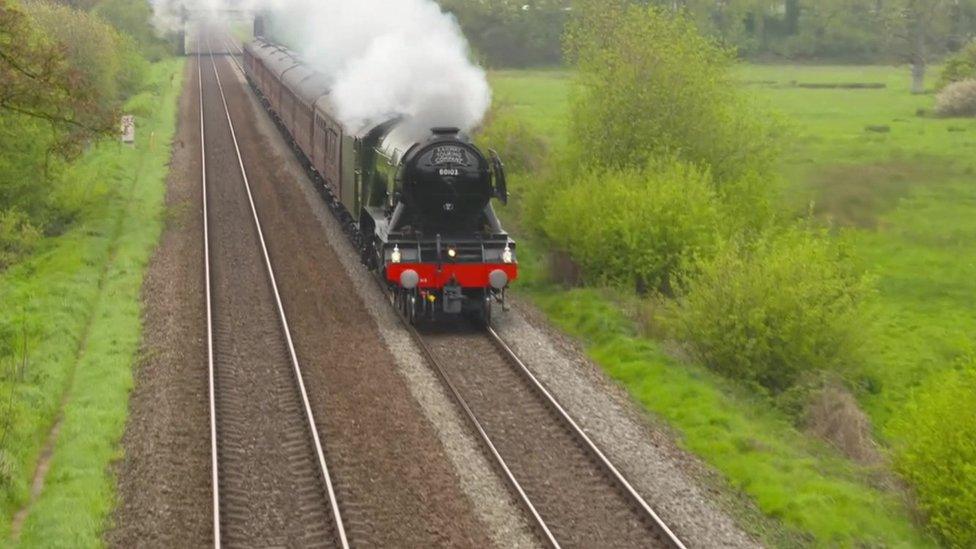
1;0;154;271
523;285;931;547
935;79;976;117
892;361;976;548
778;0;886;61
438;0;569;67
0;58;182;543
0;209;41;269
0;1;116;156
493;62;973;545
541;158;721;292
94;0;170;61
566;4;778;185
476;104;549;174
939;41;976;90
670;227;872;393
0;114;59;220
27;2;147;104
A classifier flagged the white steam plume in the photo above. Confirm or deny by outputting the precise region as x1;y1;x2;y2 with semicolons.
153;0;491;136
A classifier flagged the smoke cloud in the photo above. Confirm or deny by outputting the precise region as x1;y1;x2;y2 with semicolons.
153;0;491;136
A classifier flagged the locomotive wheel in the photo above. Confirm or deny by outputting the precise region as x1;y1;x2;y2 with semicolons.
395;289;418;325
482;294;492;327
407;294;417;325
466;292;492;328
360;242;378;270
402;290;417;325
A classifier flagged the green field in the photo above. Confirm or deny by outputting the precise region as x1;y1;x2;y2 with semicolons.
491;64;976;546
0;59;183;546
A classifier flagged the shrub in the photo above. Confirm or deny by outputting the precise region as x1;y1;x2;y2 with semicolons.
669;227;871;393
938;41;976;91
892;362;976;548
0;209;42;270
541;158;721;293
476;104;548;174
565;3;779;186
935;79;976;118
27;2;147;104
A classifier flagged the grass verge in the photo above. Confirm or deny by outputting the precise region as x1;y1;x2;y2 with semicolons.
0;58;184;545
490;64;971;545
513;238;932;547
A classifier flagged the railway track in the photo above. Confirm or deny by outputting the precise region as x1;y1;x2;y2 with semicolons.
198;35;348;548
398;315;687;548
219;27;686;547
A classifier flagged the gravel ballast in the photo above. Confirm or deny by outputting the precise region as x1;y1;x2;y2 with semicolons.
493;307;762;548
230;46;759;548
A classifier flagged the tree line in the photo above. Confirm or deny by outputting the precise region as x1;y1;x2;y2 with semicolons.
440;0;976;90
0;0;168;268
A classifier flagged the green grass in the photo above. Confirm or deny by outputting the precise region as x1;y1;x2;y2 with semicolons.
0;58;183;546
489;69;572;145
492;64;976;546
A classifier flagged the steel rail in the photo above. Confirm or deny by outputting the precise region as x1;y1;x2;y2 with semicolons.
486;327;688;549
202;35;350;549
197;40;221;549
385;299;561;548
224;27;681;546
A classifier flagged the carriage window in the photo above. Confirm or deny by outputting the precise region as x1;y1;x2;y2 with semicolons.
328;129;339;160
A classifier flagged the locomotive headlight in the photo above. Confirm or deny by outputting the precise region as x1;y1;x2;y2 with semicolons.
391;245;402;264
447;247;457;259
502;245;513;264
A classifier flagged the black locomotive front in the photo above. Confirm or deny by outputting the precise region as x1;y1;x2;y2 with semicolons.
361;123;516;324
399;131;493;231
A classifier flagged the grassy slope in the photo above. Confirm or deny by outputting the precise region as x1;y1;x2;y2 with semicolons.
490;65;975;546
0;58;183;546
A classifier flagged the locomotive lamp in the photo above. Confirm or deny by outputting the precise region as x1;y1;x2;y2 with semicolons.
447;247;457;259
502;245;513;264
391;245;402;263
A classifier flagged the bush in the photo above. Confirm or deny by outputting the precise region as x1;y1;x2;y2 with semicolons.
935;79;976;118
938;41;976;90
95;0;171;61
565;3;779;186
0;209;41;270
476;104;548;174
541;158;721;293
669;227;871;393
892;362;976;548
27;2;147;104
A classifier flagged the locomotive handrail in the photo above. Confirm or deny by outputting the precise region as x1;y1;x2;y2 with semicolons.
488;149;508;205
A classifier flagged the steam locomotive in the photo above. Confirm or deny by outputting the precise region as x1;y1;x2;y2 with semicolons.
242;38;517;324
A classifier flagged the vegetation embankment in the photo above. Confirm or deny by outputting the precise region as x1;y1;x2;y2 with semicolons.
1;0;182;544
482;2;976;546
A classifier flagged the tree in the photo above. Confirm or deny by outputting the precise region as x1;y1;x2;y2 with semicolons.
565;1;777;183
884;0;950;93
438;0;572;66
0;0;114;156
783;0;886;60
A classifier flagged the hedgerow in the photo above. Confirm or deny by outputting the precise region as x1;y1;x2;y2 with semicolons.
669;227;872;393
541;158;720;293
892;362;976;548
